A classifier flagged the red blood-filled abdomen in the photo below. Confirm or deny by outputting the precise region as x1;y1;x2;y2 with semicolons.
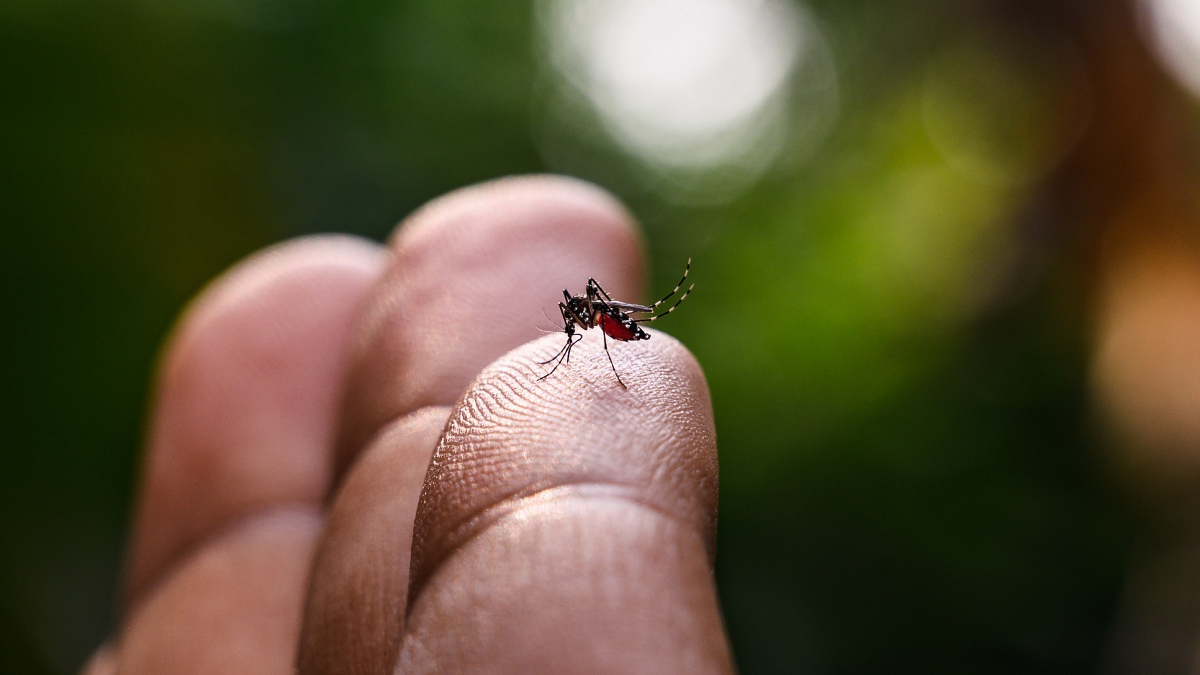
600;314;636;341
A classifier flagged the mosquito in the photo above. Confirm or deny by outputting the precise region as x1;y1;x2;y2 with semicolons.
538;258;693;387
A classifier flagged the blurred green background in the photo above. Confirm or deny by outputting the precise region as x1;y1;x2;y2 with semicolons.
2;0;1170;672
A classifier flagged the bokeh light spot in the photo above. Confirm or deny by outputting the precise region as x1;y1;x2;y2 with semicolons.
1146;0;1200;98
540;0;807;172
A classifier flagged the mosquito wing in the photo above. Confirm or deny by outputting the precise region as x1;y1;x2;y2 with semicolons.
603;300;655;314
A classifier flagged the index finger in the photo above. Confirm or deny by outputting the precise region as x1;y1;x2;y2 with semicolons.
297;176;649;674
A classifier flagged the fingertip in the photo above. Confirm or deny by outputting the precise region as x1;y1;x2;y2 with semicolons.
127;234;386;611
398;331;729;673
409;328;718;602
336;175;646;478
157;235;388;408
169;236;387;353
390;175;637;253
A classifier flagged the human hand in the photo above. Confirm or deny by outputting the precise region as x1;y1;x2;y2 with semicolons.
84;176;732;674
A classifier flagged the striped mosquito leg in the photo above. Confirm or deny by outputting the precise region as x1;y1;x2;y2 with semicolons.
635;283;694;323
650;258;691;309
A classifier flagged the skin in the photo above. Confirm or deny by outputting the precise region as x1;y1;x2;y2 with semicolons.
85;175;734;675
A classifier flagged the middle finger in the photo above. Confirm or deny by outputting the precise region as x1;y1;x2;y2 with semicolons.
298;176;645;674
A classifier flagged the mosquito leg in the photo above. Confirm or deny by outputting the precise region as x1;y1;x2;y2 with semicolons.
588;278;614;302
602;328;626;388
634;283;694;323
538;304;576;366
537;333;581;380
536;351;565;381
564;331;581;363
537;333;574;366
649;258;691;309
